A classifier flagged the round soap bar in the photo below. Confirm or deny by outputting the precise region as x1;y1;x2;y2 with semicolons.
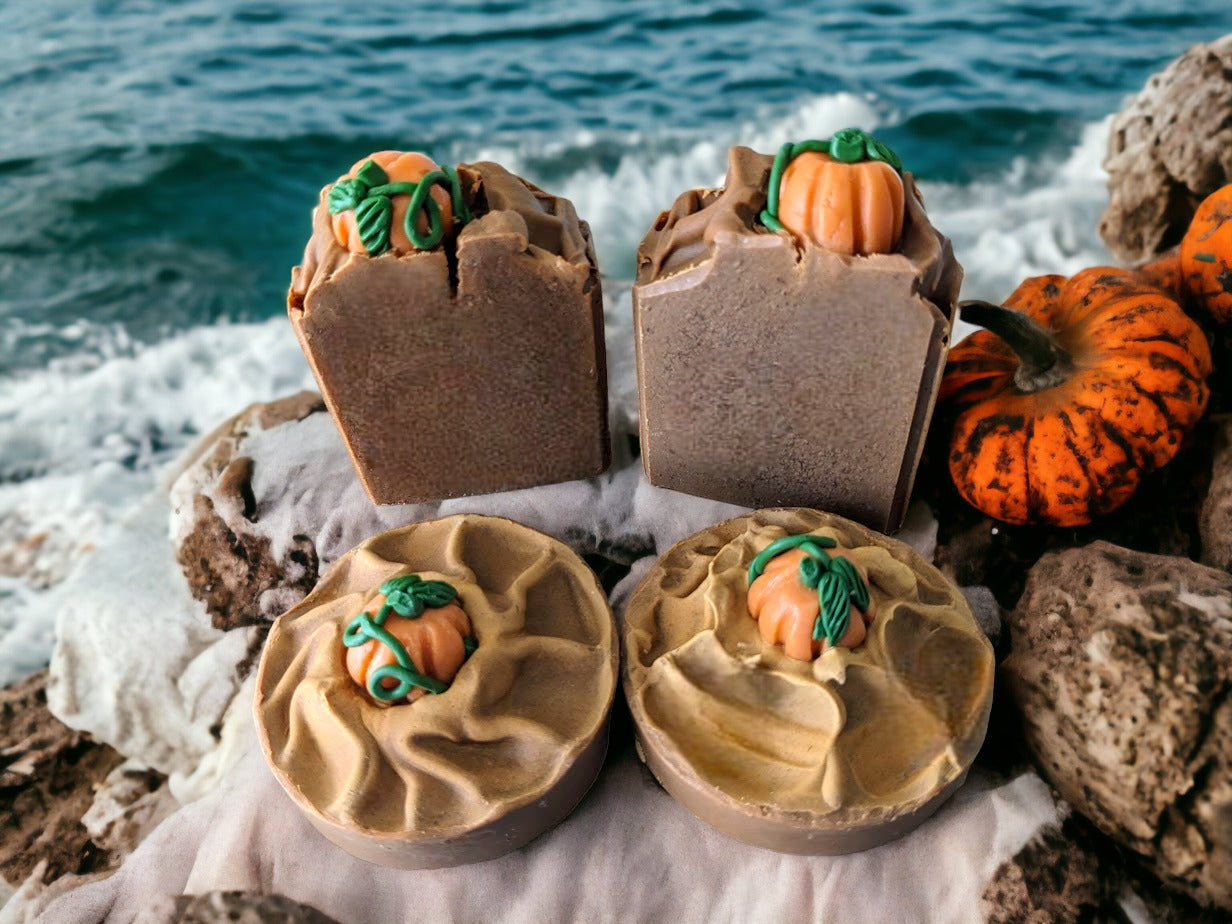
623;507;994;855
255;514;617;868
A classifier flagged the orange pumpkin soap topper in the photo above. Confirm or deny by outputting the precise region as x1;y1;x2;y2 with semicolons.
761;128;905;256
747;534;875;659
940;269;1211;527
327;151;469;255
343;573;476;705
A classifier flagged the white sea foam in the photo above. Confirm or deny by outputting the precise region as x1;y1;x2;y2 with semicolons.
0;100;1117;685
472;91;885;274
924;117;1114;340
0;319;314;685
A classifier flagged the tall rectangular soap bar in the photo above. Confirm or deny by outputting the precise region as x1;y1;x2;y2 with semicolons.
290;159;610;505
632;145;961;532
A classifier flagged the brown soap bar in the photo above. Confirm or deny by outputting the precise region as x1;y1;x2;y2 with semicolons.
632;147;961;532
289;161;609;505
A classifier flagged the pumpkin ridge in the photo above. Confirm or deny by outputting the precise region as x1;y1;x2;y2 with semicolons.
961;412;1026;460
1094;389;1167;470
1093;303;1171;328
1087;434;1139;516
1108;331;1190;348
1144;349;1207;387
1022;416;1041;518
943;377;1012;407
846;168;861;254
1124;379;1181;445
1056;415;1096;517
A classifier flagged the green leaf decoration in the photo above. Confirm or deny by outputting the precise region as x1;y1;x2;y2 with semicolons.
830;555;870;613
355;159;390;188
828;128;868;164
815;571;852;645
355;194;392;255
797;553;824;588
748;533;837;585
342;611;376;648
378;574;458;619
327;178;367;214
406;169;448;250
865;136;903;172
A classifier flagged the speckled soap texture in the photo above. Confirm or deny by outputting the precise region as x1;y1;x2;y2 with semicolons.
289;161;609;505
632;147;961;532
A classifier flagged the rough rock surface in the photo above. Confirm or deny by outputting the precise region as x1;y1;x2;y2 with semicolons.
1004;542;1232;910
981;816;1113;924
134;891;342;924
1200;414;1232;572
168;391;324;630
82;758;178;865
0;671;127;889
1100;34;1232;263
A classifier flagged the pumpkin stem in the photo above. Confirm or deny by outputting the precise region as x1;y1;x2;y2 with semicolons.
958;300;1072;393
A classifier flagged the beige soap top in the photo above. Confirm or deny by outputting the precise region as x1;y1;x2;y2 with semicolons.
624;507;994;830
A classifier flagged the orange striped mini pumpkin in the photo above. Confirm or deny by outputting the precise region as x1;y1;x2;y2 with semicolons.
940;268;1211;526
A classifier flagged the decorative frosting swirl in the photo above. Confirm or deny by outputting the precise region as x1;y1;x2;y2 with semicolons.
257;515;617;840
623;508;994;826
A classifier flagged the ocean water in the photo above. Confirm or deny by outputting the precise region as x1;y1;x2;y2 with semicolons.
1;0;1231;682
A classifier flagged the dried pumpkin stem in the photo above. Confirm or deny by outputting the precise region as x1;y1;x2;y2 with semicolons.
958;300;1072;394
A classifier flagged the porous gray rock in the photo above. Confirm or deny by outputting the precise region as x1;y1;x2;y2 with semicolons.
1200;415;1232;572
1004;542;1232;910
168;391;324;630
1100;35;1232;264
0;671;131;890
980;817;1112;924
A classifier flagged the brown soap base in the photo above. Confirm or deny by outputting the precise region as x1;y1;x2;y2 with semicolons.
289;161;609;505
632;147;961;533
635;730;969;855
622;508;994;856
301;725;610;869
256;514;618;870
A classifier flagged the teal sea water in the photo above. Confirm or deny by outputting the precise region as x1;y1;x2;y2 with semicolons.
0;0;1230;679
2;0;1229;373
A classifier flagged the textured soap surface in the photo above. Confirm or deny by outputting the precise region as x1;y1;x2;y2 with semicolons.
633;146;962;532
289;161;609;506
256;514;618;868
623;507;995;854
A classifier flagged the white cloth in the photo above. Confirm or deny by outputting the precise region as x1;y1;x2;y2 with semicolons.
11;396;1053;923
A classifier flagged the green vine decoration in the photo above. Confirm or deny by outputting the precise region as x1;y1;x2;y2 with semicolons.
748;534;871;647
759;128;902;233
343;574;475;703
327;158;472;254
